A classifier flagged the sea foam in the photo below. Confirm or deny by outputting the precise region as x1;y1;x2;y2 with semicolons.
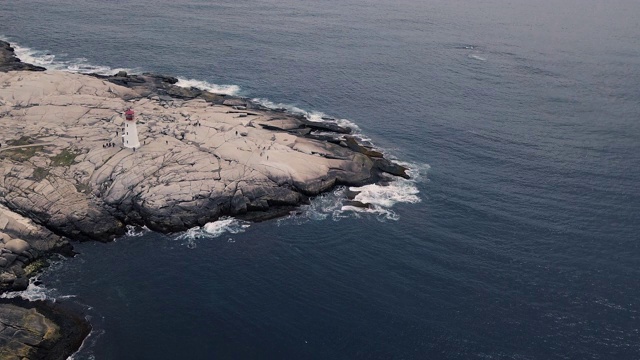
176;77;241;96
276;161;428;224
125;225;150;237
1;37;136;75
0;277;50;301
252;97;361;132
175;217;250;248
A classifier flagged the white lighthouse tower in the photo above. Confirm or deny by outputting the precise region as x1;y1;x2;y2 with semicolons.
123;108;140;148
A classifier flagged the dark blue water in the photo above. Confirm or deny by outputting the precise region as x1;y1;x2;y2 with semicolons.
2;0;640;358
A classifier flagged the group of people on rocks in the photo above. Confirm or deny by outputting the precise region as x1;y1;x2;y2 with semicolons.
103;142;116;148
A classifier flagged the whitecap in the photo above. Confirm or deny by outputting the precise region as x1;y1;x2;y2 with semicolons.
203;217;248;236
350;180;420;208
174;217;249;248
468;53;487;61
176;77;241;96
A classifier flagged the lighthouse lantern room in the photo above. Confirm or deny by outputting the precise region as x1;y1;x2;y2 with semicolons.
123;108;141;149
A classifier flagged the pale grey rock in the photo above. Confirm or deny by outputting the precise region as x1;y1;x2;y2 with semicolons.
222;98;246;107
0;69;407;242
4;239;30;254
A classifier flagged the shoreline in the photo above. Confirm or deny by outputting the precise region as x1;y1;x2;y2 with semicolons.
0;39;409;359
0;297;91;360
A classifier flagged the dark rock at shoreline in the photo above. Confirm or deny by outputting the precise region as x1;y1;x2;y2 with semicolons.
344;136;384;158
300;118;352;134
0;41;46;72
0;205;75;293
345;188;361;199
374;158;410;179
303;133;343;145
0;298;91;360
236;204;305;222
89;71;232;104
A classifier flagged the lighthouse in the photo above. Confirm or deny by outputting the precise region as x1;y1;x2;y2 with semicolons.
123;108;140;148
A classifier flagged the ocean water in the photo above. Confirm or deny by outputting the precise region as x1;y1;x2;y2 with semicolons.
2;0;640;359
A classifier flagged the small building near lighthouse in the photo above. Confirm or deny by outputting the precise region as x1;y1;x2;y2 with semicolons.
123;108;140;148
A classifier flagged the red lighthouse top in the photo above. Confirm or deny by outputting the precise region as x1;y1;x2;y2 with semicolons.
125;109;135;121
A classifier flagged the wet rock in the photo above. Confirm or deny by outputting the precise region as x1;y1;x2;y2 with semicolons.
222;98;247;107
143;73;178;84
1;254;17;266
0;298;91;360
0;41;46;72
374;158;410;179
344;136;384;158
10;276;28;291
0;272;16;284
300;118;352;134
345;188;361;199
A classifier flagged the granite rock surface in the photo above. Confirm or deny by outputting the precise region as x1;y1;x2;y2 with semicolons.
0;39;409;358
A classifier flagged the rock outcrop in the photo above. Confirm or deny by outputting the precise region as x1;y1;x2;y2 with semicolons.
0;69;406;240
0;37;410;280
0;204;72;292
0;39;410;358
0;42;46;72
0;298;90;360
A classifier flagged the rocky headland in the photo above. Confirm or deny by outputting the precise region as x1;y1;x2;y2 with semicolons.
0;39;408;358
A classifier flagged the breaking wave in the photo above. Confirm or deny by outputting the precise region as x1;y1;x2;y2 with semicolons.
468;53;487;61
1;36;136;75
251;97;360;131
348;178;421;207
176;77;241;96
0;255;73;302
278;162;429;224
0;277;50;301
174;217;250;248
